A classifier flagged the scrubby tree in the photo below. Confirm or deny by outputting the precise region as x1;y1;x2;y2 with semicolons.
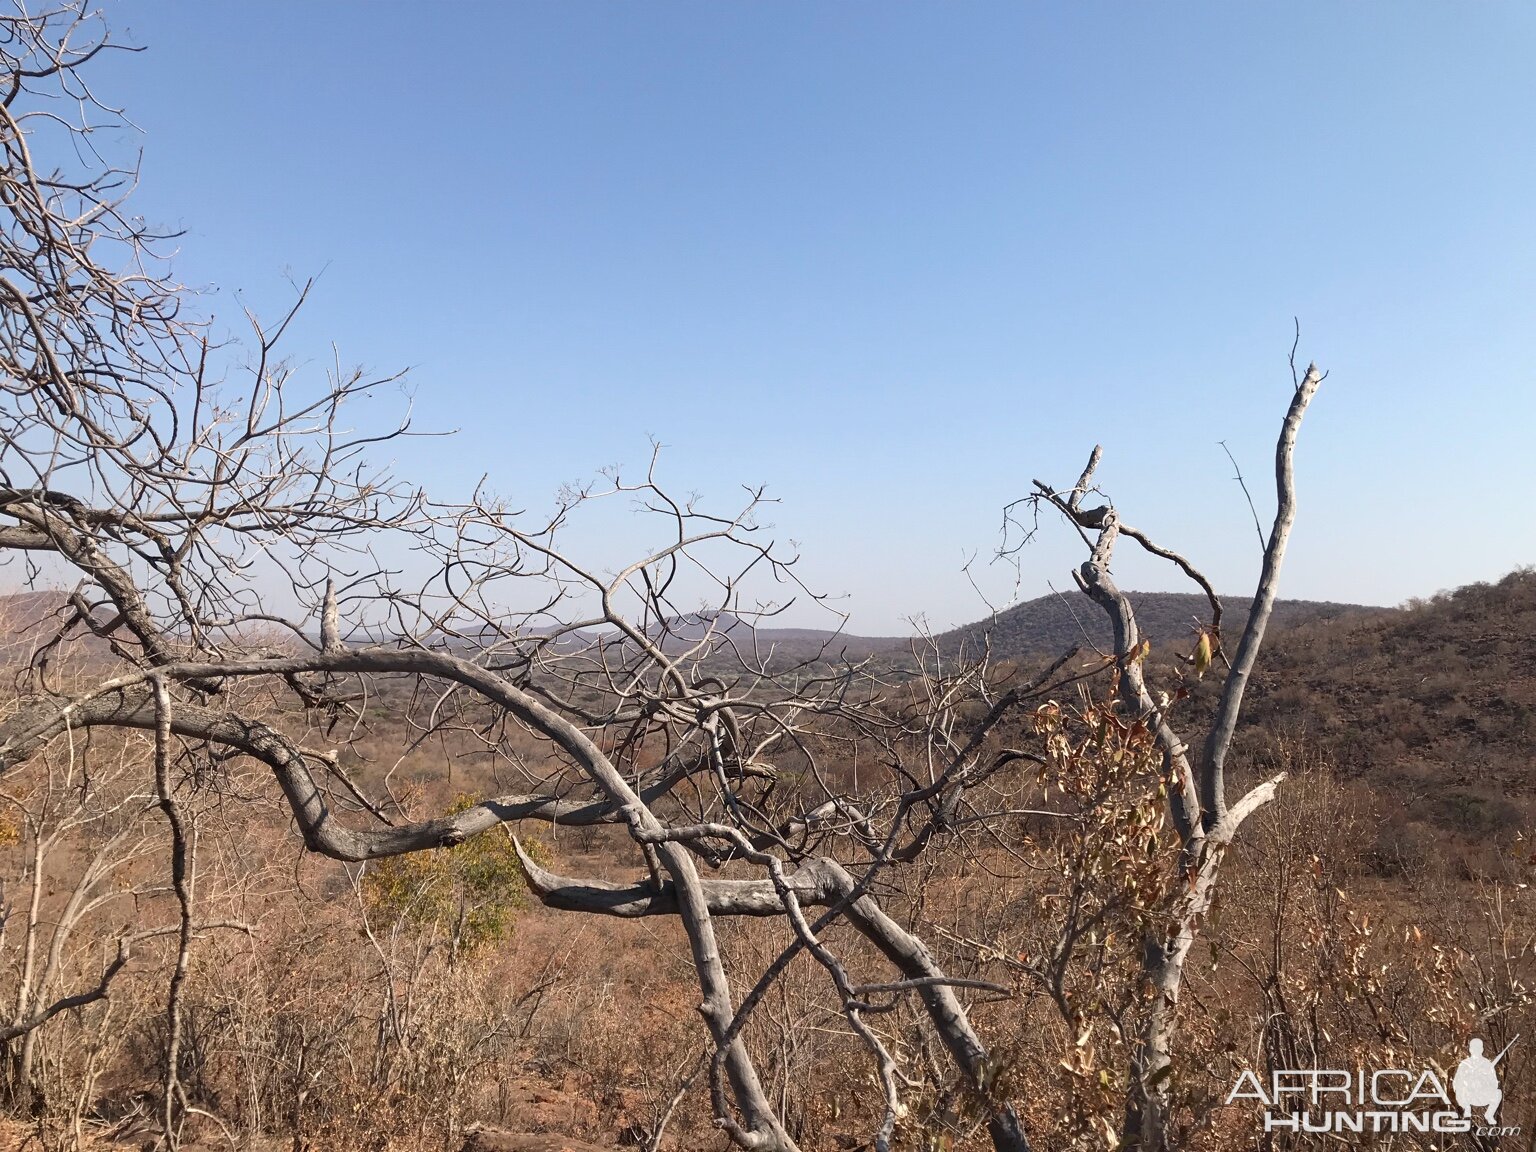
1014;366;1320;1149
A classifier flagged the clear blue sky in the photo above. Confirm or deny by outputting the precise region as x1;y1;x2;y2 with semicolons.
92;2;1536;634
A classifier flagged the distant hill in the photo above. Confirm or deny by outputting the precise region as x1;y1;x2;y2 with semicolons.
506;596;1379;671
936;572;1536;871
933;590;1377;664
643;611;907;664
449;610;907;667
0;588;1383;674
0;590;73;664
0;590;63;632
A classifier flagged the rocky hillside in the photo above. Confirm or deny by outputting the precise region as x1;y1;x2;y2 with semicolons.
1228;567;1536;863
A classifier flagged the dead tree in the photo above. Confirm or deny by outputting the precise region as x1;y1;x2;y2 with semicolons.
0;8;1045;1148
1023;362;1323;1149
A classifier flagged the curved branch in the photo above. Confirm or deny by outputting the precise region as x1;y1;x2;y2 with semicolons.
1072;552;1202;847
1200;365;1322;824
0;680;686;859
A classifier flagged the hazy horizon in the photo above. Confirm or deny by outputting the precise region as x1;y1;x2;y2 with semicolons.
69;2;1536;633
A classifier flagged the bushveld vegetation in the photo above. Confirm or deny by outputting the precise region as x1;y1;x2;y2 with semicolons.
0;6;1531;1152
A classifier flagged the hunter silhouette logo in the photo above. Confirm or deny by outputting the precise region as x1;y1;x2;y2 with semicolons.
1454;1036;1516;1124
1227;1038;1522;1138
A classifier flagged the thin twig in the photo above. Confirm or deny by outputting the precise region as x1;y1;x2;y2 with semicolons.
1218;440;1266;551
